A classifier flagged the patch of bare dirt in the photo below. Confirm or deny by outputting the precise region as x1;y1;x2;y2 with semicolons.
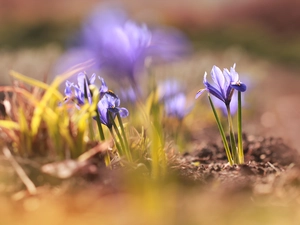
167;133;300;196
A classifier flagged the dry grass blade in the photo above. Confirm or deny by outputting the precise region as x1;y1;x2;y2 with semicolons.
77;141;112;162
10;70;62;99
0;120;20;130
2;146;37;195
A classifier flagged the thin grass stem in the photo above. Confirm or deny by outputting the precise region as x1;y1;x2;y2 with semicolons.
3;147;37;195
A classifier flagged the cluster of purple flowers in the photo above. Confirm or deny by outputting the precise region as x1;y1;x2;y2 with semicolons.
64;72;129;129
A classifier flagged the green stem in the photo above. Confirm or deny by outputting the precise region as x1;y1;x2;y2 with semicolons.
109;127;123;156
237;91;244;164
116;112;132;162
109;111;127;158
208;95;234;165
88;117;95;141
149;95;166;179
95;110;105;141
150;119;166;180
226;105;239;164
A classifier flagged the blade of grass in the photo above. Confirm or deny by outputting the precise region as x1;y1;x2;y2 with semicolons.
116;112;132;162
74;113;88;158
0;86;58;123
57;106;76;157
10;70;62;100
18;108;32;156
109;127;123;156
149;94;166;180
0;120;20;130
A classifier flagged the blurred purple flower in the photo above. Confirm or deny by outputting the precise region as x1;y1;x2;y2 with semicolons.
56;6;190;88
83;11;151;84
148;27;191;63
164;93;192;120
120;86;137;104
195;64;247;106
158;79;192;120
157;79;183;101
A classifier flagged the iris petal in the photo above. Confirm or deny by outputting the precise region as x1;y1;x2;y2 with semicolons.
223;68;231;89
211;65;225;93
98;76;108;93
206;82;225;103
230;64;239;82
90;73;96;84
118;107;129;117
77;72;86;91
231;83;247;92
65;81;73;97
195;89;206;99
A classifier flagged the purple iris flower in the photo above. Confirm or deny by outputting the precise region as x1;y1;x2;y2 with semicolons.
97;91;129;129
95;73;129;128
195;64;246;106
64;72;96;105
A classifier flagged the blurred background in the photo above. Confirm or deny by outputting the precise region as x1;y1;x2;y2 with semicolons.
1;0;300;66
1;0;300;79
0;0;299;148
